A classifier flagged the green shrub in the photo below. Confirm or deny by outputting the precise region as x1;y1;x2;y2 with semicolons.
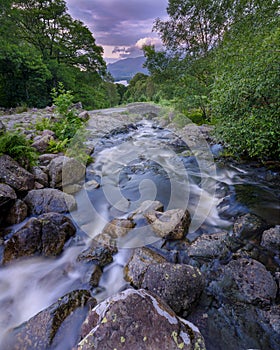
0;131;38;168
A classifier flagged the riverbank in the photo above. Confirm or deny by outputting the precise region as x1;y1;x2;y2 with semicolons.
0;103;279;350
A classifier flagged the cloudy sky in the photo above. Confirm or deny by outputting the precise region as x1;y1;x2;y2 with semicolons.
65;0;168;62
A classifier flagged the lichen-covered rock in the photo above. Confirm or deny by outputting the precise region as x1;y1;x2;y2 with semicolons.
48;156;86;189
5;199;28;225
124;247;167;287
209;258;277;306
24;188;76;214
141;263;205;316
144;208;191;240
0;155;35;192
233;213;268;240
187;231;229;262
77;288;206;350
3;212;76;263
38;153;61;167
2;290;94;350
77;243;115;268
261;226;280;253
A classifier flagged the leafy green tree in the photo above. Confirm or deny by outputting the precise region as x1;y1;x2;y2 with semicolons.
11;0;106;73
212;12;280;159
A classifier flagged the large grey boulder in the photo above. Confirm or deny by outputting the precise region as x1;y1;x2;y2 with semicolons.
0;155;35;192
3;212;76;263
77;288;206;350
24;188;76;215
2;290;93;350
48;156;86;189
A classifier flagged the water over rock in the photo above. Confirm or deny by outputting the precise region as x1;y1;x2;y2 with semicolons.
3;212;76;263
2;290;93;350
0;155;35;192
77;288;206;350
24;188;76;215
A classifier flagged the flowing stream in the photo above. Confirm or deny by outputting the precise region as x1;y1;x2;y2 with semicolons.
0;119;279;345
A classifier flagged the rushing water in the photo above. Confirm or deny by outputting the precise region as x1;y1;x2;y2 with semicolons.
0;120;279;345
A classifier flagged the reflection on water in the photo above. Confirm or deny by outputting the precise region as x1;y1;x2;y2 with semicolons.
0;120;279;344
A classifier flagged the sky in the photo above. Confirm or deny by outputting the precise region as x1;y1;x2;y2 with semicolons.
65;0;169;62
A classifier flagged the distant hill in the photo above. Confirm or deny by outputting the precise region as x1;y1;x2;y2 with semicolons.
107;56;149;82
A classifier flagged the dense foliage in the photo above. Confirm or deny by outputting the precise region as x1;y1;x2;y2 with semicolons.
0;0;120;109
124;0;279;160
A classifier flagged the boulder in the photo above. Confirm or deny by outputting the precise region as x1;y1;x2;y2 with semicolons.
124;247;167;287
31;166;48;187
77;242;115;268
2;290;93;350
187;231;229;263
48;156;86;189
78;111;90;121
141;263;205;316
0;184;17;218
5;199;28;225
261;226;280;253
144;208;191;240
3;212;76;263
0;155;35;192
31;134;54;153
208;258;277;306
78;288;206;350
24;188;76;215
102;218;135;238
233;213;268;240
38;153;61;167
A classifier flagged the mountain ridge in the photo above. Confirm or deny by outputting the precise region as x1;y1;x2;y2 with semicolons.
107;56;149;81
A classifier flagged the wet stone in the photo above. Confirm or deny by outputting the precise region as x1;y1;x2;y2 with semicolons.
2;290;94;350
24;188;76;214
233;213;268;241
77;288;206;350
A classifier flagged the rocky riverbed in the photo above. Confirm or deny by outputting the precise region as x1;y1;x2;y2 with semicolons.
0;103;279;349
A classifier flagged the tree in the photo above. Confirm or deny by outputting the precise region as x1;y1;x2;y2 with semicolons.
11;0;106;73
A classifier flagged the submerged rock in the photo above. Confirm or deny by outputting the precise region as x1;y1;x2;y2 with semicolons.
144;208;191;240
2;290;94;350
3;212;76;263
24;188;76;214
77;288;206;350
0;155;35;192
